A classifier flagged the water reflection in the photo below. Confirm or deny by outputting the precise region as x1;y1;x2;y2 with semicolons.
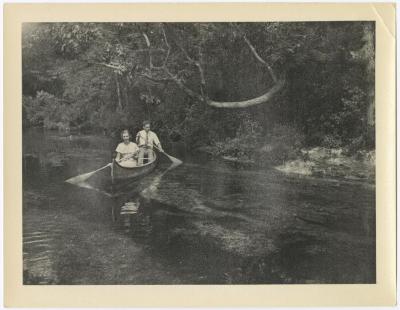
119;202;152;238
120;201;140;215
23;129;376;284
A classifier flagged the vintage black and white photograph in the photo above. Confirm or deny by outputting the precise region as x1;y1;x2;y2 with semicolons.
22;22;375;285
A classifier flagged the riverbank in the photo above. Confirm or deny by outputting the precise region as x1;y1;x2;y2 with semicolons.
275;147;375;182
197;145;375;182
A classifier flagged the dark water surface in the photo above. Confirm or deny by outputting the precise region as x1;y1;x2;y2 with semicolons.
23;129;375;284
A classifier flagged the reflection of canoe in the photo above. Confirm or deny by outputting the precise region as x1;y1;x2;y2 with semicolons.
111;150;157;183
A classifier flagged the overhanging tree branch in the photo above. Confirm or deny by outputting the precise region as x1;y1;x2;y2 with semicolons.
207;78;285;108
160;24;171;67
142;33;154;69
167;29;207;99
231;23;278;83
140;24;285;108
149;25;205;102
242;35;278;83
164;69;204;102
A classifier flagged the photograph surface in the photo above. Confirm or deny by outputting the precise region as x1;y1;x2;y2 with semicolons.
22;22;375;285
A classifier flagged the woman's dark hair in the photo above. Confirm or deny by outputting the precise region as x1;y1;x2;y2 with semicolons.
120;129;131;140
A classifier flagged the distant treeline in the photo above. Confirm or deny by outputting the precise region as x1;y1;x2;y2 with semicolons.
23;22;374;160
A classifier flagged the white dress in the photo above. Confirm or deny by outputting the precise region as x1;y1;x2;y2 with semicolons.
115;142;139;168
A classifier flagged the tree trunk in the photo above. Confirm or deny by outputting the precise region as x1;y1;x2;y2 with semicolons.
124;75;130;107
114;73;123;110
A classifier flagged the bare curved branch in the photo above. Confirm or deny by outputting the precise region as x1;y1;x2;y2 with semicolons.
207;78;285;108
142;32;154;68
164;70;204;102
165;26;207;98
242;35;278;83
142;33;150;47
140;24;284;109
232;23;278;83
160;24;171;67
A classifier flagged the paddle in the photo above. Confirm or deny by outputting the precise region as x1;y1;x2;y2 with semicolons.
153;145;183;166
65;163;112;185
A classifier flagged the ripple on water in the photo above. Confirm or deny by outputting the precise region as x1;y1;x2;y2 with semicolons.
23;216;61;284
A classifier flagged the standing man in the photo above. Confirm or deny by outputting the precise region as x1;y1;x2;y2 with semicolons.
136;120;163;165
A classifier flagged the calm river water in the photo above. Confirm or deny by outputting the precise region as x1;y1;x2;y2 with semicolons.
23;129;375;284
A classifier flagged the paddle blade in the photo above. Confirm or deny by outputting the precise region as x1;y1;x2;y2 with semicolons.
164;153;182;166
154;146;182;166
66;171;98;184
65;163;111;185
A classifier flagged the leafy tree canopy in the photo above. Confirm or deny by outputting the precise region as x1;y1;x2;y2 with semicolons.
23;22;375;150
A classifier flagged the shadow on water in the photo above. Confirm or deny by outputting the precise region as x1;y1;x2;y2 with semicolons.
23;129;376;284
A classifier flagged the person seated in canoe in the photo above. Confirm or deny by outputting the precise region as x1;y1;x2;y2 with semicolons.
136;120;163;165
115;129;139;168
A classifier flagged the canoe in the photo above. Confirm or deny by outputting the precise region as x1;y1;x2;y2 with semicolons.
111;150;157;182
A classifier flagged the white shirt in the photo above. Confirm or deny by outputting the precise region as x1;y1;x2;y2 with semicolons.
115;142;139;159
136;130;161;148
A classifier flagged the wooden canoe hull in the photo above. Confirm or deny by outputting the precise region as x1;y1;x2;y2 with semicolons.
111;151;157;182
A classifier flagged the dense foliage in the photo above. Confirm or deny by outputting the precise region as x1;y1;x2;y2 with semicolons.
22;22;375;159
